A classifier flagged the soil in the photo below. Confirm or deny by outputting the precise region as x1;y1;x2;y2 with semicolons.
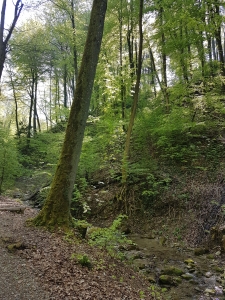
0;195;153;300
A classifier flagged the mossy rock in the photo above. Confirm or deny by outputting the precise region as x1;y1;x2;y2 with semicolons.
161;266;185;276
159;236;167;246
212;266;224;273
124;250;143;260
7;242;25;252
1;237;11;243
74;220;91;239
194;247;209;256
132;258;147;270
184;258;195;265
147;274;156;283
181;273;194;280
159;275;182;286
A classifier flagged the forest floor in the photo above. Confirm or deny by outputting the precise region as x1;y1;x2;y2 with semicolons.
0;195;153;300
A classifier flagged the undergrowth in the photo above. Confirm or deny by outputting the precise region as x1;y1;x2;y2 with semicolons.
88;214;133;259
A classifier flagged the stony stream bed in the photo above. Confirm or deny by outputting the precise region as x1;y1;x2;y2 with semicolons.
125;235;225;300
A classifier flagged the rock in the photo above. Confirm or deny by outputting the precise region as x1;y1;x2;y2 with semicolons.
204;288;215;295
159;275;173;285
205;271;212;278
147;274;156;283
184;258;196;270
215;251;221;256
118;243;139;251
141;232;155;239
124;243;139;251
189;279;198;285
194;270;203;277
213;266;223;273
184;258;195;265
209;225;225;250
7;242;25;252
215;286;224;295
1;237;11;243
159;236;167;246
159;275;181;286
188;268;196;273
161;266;185;276
194;247;209;256
181;273;194;280
206;254;214;259
132;258;147;270
124;250;143;260
194;287;202;292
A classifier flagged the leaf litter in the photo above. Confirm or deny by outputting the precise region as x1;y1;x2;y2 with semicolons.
0;197;153;299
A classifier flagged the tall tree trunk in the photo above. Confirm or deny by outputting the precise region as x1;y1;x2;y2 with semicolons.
185;26;192;80
127;0;135;74
8;71;20;138
179;22;188;83
197;32;206;80
70;0;78;85
34;79;41;133
149;47;165;97
212;38;217;61
121;0;143;185
63;63;68;108
214;4;225;91
33;74;37;135
159;5;169;110
27;72;35;143
119;0;125;130
207;36;214;76
54;72;60;124
48;68;52;129
33;0;108;229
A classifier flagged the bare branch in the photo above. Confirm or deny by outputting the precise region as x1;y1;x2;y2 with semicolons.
4;0;24;45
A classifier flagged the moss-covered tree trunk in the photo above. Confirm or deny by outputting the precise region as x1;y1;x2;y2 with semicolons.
33;0;108;228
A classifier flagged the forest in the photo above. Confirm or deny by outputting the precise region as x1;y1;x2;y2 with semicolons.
1;0;225;298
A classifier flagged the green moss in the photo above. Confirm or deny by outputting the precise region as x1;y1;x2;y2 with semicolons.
161;266;185;276
194;247;209;256
7;242;23;252
181;273;194;280
184;258;195;264
159;275;182;286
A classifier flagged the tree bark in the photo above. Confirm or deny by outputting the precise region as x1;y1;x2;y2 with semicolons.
27;71;35;142
33;0;108;228
8;69;20;138
70;0;78;84
119;0;125;130
121;0;143;184
158;5;169;110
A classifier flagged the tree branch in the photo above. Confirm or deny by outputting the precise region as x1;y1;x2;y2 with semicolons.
4;0;24;45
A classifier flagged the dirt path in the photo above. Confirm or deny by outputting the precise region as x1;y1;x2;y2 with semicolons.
0;246;49;300
0;196;49;299
0;196;153;300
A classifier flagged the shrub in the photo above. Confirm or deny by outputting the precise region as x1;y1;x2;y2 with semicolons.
0;126;22;193
88;215;133;258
